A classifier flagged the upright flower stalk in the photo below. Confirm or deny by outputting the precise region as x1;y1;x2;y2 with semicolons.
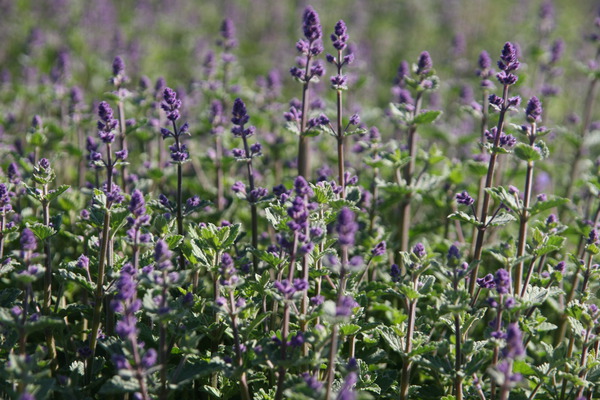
515;97;544;296
28;158;63;369
471;50;494;256
326;20;356;196
469;42;521;297
88;101;126;376
160;87;189;270
0;183;12;259
398;51;437;252
209;100;226;211
111;56;130;191
231;98;264;273
325;207;358;400
110;264;152;400
565;19;600;199
291;6;324;178
397;243;428;400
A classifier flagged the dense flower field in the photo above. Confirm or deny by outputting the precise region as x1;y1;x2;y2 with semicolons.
1;0;600;399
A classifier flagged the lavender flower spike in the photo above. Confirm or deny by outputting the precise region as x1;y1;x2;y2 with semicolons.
336;207;358;247
525;96;543;123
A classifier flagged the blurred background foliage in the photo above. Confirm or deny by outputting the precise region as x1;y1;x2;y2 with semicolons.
1;0;598;109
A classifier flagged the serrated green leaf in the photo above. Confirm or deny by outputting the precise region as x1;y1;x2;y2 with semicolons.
45;184;70;202
379;326;404;355
413;110;442;124
486;213;516;227
28;222;56;240
339;323;361;336
513;143;542;162
529;197;569;217
448;211;479;226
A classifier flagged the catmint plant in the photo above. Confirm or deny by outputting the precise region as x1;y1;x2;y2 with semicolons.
23;158;69;370
160;87;189;270
469;42;521;297
325;207;359;400
87;100;126;372
325;20;359;196
111;263;152;400
231;98;264;272
290;6;324;178
393;51;440;252
111;56;130;190
513;96;548;296
0;183;13;259
565;17;600;199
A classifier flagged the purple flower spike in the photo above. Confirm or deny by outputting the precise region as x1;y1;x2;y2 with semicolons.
21;228;37;252
336;295;358;316
112;56;125;76
161;87;182;122
456;191;474;206
478;50;492;70
128;190;146;217
502;323;525;359
412;243;426;258
142;348;157;368
417;51;433;75
525;96;543;123
302;6;322;43
477;273;496;289
371;241;386;257
336;207;358;246
494;268;511;294
331;20;349;51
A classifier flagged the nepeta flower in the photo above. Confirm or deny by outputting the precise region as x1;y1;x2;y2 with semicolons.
155;239;173;270
412;243;426;258
337;372;357;400
97;101;118;143
336;207;358;247
219;253;238;286
161;87;182;122
494;268;511;294
417;51;433;75
477;273;496;289
525;96;543;123
456;191;474;206
21;228;37;252
502;323;525;359
371;241;386;257
336;295;358;317
274;279;296;297
496;42;520;85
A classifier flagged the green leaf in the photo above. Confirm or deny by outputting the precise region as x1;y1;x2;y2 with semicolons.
513;360;536;375
339;323;361;336
46;184;70;202
28;222;56;240
448;211;479;226
485;186;520;213
529;197;569;217
243;312;272;340
413;110;442;125
379;326;404;355
165;234;184;249
99;374;139;394
513;143;542;162
486;213;516;227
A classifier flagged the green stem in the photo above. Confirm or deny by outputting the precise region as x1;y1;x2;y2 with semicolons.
469;84;510;297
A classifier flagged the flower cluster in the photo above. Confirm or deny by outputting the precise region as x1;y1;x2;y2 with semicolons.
160;87;189;163
97;101;118;144
290;6;325;83
496;42;520;85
